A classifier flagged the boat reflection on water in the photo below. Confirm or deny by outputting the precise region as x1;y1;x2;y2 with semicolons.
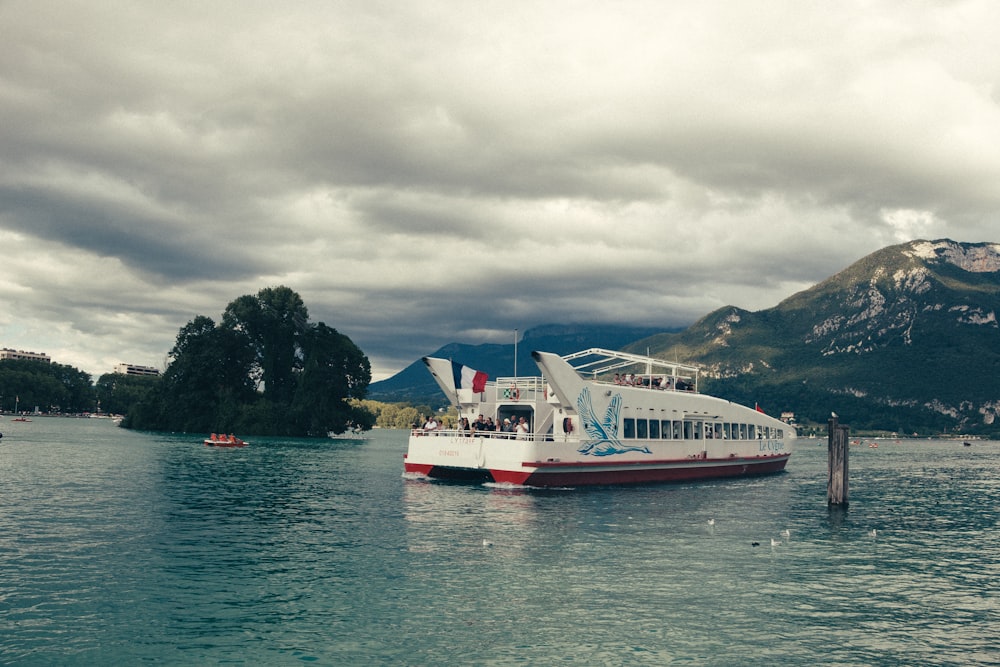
401;479;556;556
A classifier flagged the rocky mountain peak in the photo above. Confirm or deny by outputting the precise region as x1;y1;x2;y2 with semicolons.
903;239;1000;273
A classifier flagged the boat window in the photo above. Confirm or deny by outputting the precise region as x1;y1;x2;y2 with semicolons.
672;421;682;439
739;423;747;440
637;419;648;439
713;423;723;439
649;419;660;439
777;429;784;439
623;418;636;439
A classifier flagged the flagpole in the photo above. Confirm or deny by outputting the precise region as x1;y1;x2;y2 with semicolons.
514;328;518;379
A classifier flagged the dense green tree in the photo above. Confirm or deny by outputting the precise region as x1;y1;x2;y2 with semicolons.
0;359;94;413
125;286;373;437
95;373;160;415
293;321;373;435
222;286;307;404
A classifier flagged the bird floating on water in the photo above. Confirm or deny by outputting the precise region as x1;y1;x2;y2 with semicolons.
707;518;715;526
482;539;494;547
868;528;877;538
780;529;791;538
771;537;782;547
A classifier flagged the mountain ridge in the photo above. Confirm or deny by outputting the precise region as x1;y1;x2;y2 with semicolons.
630;239;1000;434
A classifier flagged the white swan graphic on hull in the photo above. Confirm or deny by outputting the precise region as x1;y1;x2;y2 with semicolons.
576;387;651;456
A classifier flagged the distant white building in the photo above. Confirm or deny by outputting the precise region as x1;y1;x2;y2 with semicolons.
0;348;51;363
114;363;160;377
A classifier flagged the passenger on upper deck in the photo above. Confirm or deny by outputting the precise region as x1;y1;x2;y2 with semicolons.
473;414;487;432
516;417;529;439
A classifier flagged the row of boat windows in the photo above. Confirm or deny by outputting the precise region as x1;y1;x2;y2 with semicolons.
621;418;784;440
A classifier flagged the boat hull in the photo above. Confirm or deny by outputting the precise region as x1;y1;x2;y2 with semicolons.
405;455;789;487
404;432;790;487
204;439;247;448
407;348;796;488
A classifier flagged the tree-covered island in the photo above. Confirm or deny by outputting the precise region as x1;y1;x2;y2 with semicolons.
123;286;375;436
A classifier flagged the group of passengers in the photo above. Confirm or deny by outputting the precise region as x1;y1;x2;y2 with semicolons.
613;373;693;391
418;413;530;438
460;414;530;439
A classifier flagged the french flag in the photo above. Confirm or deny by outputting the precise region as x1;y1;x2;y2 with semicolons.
452;361;488;393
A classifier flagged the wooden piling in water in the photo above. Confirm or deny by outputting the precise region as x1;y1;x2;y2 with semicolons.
827;415;849;506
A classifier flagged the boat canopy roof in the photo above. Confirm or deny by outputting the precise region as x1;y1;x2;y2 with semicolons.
561;348;701;382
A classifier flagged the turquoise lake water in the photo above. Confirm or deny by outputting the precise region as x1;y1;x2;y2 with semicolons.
1;417;998;665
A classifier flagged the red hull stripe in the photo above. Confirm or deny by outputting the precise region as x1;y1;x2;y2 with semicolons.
404;462;435;475
500;457;789;486
525;454;790;469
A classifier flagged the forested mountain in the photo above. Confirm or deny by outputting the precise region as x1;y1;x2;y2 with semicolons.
375;239;1000;436
632;239;1000;435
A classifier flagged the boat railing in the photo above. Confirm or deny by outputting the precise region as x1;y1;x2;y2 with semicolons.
409;427;552;442
494;376;547;402
592;376;698;392
563;347;700;392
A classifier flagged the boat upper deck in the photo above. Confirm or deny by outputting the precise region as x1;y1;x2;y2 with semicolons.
563;348;700;391
484;348;701;400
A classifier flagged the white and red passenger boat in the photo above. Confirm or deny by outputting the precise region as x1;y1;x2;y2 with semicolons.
404;348;794;486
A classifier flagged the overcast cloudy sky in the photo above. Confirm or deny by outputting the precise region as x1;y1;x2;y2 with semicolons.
2;1;999;380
